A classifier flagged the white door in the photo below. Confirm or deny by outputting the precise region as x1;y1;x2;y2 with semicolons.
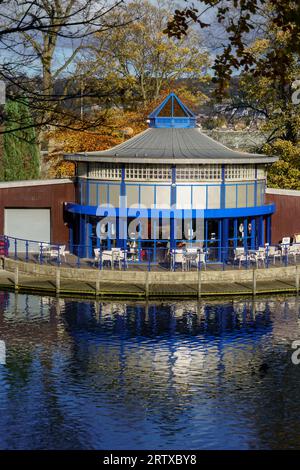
4;208;51;252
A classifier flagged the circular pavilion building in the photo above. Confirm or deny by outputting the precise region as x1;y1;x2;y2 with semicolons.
64;92;277;264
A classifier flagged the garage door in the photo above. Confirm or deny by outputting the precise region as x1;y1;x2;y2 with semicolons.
5;208;51;252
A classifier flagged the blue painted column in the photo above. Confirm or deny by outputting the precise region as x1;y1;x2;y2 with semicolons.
221;164;225;209
257;215;264;246
79;214;86;257
117;165;127;248
221;218;229;262
218;219;222;261
250;217;256;249
266;215;271;245
243;217;248;250
254;164;258;207
170;165;176;249
233;218;238;248
87;217;93;258
69;218;74;253
86;167;90;205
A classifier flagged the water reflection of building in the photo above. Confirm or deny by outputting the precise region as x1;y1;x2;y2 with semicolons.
61;298;275;392
1;293;300;449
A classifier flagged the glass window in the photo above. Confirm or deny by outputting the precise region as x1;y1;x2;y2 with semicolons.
177;186;192;209
207;185;221;209
108;185;120;208
78;163;87;177
80;180;87;204
98;184;108;206
89;182;97;205
237;184;247;208
192;186;206;209
256;181;265;205
156;186;171;208
140;185;155;207
126;185;139;207
225;185;236;208
247;183;255;207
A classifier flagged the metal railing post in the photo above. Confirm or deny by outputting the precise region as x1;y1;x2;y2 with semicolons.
95;277;100;297
145;271;149;298
39;243;43;265
252;268;257;296
56;268;60;295
198;263;201;299
25;240;29;262
14;266;19;291
77;246;80;268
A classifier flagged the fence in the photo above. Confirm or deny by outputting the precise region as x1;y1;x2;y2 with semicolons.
1;235;300;272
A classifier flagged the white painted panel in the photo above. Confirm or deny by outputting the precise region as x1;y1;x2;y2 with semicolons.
176;186;192;209
155;186;171;208
5;208;51;252
192;186;206;209
207;185;221;209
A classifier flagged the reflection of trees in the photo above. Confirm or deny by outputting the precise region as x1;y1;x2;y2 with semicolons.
0;293;85;449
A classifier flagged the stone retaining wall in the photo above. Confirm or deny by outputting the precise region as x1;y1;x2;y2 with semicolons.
3;257;298;285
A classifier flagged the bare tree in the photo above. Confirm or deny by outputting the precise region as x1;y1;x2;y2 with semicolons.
0;0;127;134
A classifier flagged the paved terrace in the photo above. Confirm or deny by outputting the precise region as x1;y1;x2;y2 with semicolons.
3;251;299;272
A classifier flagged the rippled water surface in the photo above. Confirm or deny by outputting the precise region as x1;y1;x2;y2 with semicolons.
0;291;300;449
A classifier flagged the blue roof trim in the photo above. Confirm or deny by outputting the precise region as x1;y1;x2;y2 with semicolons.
148;92;196;128
65;203;275;219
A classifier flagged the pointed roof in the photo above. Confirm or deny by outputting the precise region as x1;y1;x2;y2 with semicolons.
65;128;277;164
148;92;196;128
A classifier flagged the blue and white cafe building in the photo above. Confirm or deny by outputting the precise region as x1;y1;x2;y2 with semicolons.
64;93;277;266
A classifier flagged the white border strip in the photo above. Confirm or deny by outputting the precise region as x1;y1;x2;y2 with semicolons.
266;188;300;197
0;179;73;189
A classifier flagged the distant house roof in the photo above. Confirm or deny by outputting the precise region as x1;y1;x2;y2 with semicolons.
64;92;277;165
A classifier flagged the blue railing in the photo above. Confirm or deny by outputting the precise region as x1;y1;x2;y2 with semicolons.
1;235;299;272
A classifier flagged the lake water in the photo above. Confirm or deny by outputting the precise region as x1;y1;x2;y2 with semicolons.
0;291;300;450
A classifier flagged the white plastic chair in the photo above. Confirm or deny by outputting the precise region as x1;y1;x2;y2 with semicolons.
289;244;300;262
38;242;51;259
280;237;291;258
49;245;66;262
196;252;206;270
234;247;247;268
253;247;266;268
95;249;116;268
266;246;282;264
112;248;128;269
171;250;187;271
94;248;101;266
